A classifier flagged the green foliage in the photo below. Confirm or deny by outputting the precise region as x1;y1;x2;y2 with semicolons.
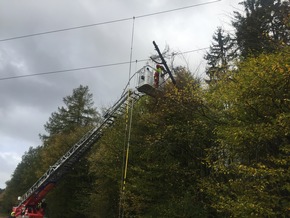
204;47;290;217
2;85;101;217
44;155;93;218
77;56;289;217
87;117;125;217
86;70;216;217
1;147;42;213
4;50;290;217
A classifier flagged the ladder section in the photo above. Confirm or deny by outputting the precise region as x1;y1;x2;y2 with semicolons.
18;89;143;207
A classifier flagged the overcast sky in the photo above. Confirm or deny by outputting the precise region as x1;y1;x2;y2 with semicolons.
0;0;242;189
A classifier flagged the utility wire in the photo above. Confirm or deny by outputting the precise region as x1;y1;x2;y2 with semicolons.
0;61;135;81
173;47;210;55
135;0;221;19
0;0;221;42
0;17;132;42
0;48;209;81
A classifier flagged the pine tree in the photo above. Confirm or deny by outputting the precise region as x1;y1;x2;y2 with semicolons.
36;85;102;217
233;0;289;58
204;27;235;85
41;85;101;139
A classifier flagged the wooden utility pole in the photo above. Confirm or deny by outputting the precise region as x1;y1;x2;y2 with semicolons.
152;41;176;85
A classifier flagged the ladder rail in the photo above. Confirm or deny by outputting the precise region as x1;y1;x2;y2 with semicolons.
18;89;143;207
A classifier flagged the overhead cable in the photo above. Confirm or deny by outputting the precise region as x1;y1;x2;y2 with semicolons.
0;0;221;42
0;61;135;81
0;47;209;81
135;0;221;19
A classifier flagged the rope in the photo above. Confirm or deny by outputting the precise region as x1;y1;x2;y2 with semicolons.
118;89;135;218
123;92;135;192
118;89;130;218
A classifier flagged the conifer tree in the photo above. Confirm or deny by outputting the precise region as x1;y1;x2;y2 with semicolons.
233;0;289;58
41;85;101;140
204;27;235;85
37;85;102;217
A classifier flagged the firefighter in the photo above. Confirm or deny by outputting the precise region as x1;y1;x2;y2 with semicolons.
154;64;163;88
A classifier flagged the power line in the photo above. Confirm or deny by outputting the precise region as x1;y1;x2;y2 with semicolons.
0;48;209;81
135;0;221;19
0;0;221;42
0;61;138;81
173;47;209;55
0;17;132;42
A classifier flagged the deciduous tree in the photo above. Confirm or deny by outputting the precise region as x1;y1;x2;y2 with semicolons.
204;47;290;217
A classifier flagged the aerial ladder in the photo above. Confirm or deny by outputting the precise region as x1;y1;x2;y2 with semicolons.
11;42;175;218
12;89;142;218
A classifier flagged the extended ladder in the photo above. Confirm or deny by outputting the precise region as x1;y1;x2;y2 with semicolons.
16;90;143;209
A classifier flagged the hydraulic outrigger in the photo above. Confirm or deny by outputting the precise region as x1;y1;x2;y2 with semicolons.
10;42;174;218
